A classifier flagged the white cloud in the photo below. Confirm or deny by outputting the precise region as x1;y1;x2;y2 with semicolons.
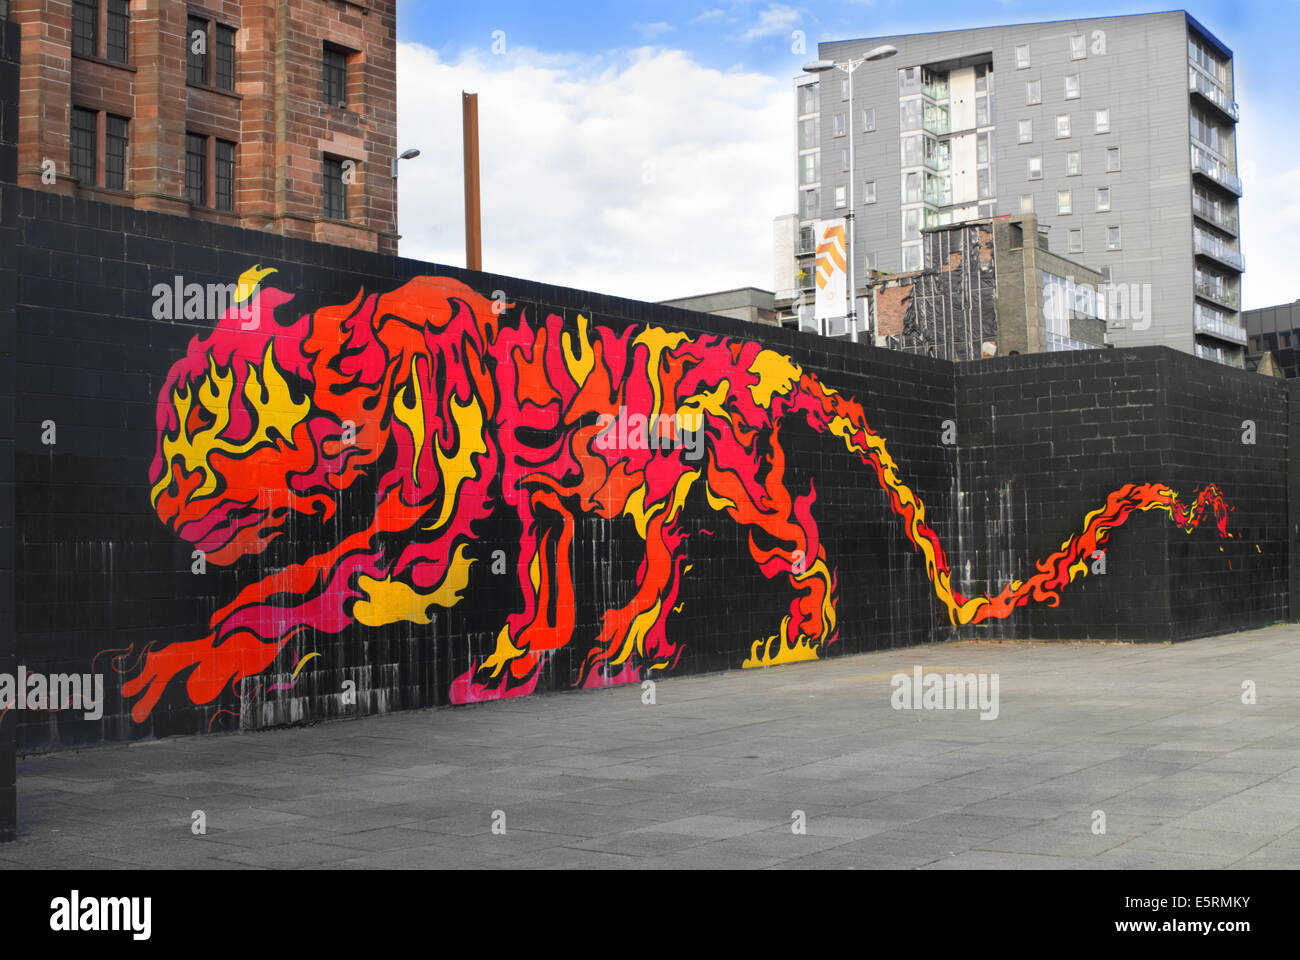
738;4;802;43
396;42;792;303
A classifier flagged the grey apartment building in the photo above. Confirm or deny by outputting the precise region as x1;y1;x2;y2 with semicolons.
781;11;1245;365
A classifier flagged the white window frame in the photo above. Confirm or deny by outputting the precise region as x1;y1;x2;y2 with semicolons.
1015;44;1031;69
863;179;877;203
1065;74;1080;100
1107;226;1122;250
1070;35;1087;60
1068;229;1083;253
1106;146;1121;172
1018;119;1032;143
833;113;846;137
1020;194;1034;213
1095;186;1111;212
1058;189;1072;215
862;107;875;133
1056;114;1071;138
834;185;847;208
1028;156;1042;180
1066;150;1082;176
1026;79;1041;104
1095;108;1110;134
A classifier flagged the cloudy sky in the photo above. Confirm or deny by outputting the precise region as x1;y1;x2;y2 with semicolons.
395;0;1297;310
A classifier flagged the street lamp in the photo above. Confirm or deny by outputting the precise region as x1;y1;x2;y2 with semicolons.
391;148;421;249
804;43;897;343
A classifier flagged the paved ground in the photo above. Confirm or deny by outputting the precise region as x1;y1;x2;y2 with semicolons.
2;625;1299;870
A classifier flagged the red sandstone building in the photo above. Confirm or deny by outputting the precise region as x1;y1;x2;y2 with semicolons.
11;0;400;254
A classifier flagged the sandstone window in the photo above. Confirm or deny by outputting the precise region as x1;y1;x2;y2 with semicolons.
70;107;97;185
323;45;350;108
105;115;129;190
324;157;349;220
185;133;207;206
187;14;236;91
215;140;236;211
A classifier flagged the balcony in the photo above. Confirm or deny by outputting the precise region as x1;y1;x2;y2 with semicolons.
1194;310;1247;346
1189;67;1239;123
923;113;950;137
1195;342;1245;367
922;80;950;102
1191;194;1238;235
1191;144;1243;197
1194;228;1244;272
1193;277;1239;310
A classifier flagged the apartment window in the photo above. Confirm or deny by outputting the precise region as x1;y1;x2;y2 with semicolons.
900;99;922;132
800;188;819;220
1107;226;1122;250
839;149;849;173
1101;266;1113;283
898;66;921;95
1106;146;1121;172
70;107;97;185
1068;229;1083;253
106;0;129;63
1057;189;1072;215
185;133;207;206
833;113;846;137
323;156;348;220
903;171;923;203
1026;80;1041;105
1018;119;1032;143
323;44;349;107
1064;75;1080;100
841;78;850;101
834;185;847;208
214;24;236;91
105;114;128;190
1019;194;1034;213
1015;44;1030;69
864;252;878;272
862;107;875;133
1066;150;1081;176
1028;156;1042;180
902;209;922;242
976;96;989;127
215;139;236;211
800;84;818;115
978;167;992;200
1070;34;1087;60
901;134;922;167
186;16;208;85
863;179;877;204
1095;109;1110;134
799;118;817;150
1096;186;1111;212
800;152;819;185
1056;114;1071;138
902;244;922;272
72;0;97;58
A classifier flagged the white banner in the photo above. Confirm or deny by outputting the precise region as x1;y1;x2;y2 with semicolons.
813;218;848;322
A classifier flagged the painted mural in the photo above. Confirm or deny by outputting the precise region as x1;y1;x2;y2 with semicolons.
125;268;1235;722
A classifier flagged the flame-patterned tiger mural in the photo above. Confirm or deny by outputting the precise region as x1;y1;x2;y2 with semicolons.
124;268;1234;722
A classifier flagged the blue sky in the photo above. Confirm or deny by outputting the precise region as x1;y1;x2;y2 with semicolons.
394;1;1298;309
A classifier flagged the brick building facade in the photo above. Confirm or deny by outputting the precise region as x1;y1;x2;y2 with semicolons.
10;0;399;254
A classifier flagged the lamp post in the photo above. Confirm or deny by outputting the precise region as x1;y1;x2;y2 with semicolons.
391;148;421;244
804;44;897;343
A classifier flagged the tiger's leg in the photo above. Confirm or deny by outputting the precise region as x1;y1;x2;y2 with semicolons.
453;487;578;702
581;509;691;683
703;424;837;667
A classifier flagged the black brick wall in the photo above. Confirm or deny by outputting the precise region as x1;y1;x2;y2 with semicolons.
956;349;1288;642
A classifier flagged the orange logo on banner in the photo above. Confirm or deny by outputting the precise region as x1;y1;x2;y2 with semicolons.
815;223;846;291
